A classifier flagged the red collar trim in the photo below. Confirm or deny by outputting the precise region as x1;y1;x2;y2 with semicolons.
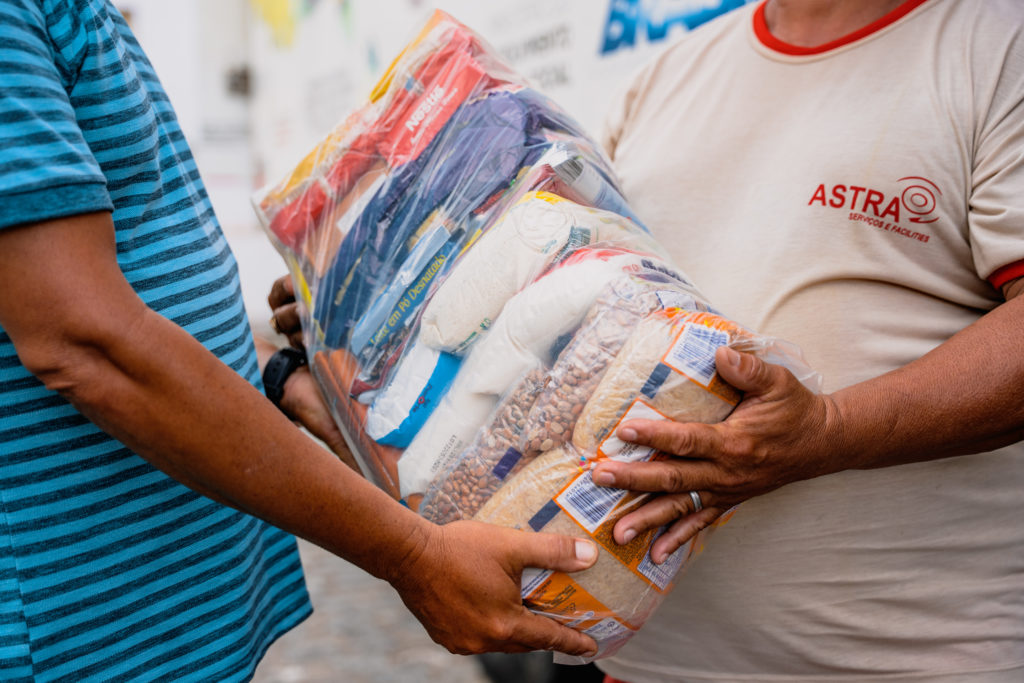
753;0;931;56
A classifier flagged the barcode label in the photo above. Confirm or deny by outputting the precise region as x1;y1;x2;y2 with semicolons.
636;529;691;591
520;568;551;599
581;617;631;642
655;290;697;311
664;323;729;386
557;470;627;533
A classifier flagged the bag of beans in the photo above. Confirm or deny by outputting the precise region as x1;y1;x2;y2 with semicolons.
418;368;549;523
518;268;711;463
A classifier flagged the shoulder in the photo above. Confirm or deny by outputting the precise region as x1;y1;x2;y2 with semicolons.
933;0;1024;49
0;0;102;88
977;0;1024;24
950;0;1024;117
602;4;755;156
634;4;754;93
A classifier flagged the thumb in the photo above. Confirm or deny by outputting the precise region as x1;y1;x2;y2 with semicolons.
715;346;775;395
509;530;598;573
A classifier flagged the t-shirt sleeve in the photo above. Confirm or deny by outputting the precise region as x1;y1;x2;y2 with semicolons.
0;0;113;230
600;79;634;162
599;60;653;162
969;13;1024;290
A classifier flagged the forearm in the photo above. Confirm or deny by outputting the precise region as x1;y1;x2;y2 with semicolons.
40;304;426;583
253;332;359;468
827;292;1024;472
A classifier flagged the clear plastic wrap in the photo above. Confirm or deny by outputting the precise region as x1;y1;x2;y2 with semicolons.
399;246;673;499
254;9;821;662
419;266;712;524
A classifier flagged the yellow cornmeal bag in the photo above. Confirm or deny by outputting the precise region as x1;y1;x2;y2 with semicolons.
474;446;662;660
573;309;747;455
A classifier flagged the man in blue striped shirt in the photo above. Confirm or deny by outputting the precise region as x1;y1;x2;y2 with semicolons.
0;1;598;680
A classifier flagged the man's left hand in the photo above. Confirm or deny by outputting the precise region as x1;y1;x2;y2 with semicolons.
592;346;842;563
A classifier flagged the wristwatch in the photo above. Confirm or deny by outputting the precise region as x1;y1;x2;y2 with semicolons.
262;347;308;409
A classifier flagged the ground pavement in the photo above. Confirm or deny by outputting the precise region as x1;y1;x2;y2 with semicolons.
252;538;490;683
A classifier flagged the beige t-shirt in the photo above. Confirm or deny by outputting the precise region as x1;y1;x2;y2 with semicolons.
599;0;1024;680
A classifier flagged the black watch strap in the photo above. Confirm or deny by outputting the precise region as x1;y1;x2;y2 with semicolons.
262;347;308;409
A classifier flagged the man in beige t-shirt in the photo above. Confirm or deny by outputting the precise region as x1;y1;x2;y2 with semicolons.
592;0;1024;680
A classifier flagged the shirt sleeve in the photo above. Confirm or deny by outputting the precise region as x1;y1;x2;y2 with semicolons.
968;8;1024;290
599;61;651;162
0;0;113;230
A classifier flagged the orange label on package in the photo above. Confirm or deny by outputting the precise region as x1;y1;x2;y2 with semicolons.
521;569;637;641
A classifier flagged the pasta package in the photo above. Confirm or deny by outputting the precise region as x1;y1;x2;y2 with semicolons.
254;9;820;663
574;310;747;455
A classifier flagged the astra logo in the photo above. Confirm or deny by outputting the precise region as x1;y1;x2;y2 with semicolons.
807;177;941;225
896;177;941;224
600;0;751;54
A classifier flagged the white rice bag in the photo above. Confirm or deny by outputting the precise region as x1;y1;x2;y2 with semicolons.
417;191;647;354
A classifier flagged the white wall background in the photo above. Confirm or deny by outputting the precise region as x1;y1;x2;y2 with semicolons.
114;0;753;333
245;0;755;182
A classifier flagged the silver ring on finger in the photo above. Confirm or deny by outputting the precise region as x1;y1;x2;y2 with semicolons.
689;490;703;513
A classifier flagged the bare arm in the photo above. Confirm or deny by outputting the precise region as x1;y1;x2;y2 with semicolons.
253;334;361;471
828;279;1024;465
0;212;597;656
593;279;1024;562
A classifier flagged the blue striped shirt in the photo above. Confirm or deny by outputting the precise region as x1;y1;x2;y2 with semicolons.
0;1;312;680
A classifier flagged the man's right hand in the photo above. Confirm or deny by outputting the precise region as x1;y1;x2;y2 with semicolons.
388;520;600;656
